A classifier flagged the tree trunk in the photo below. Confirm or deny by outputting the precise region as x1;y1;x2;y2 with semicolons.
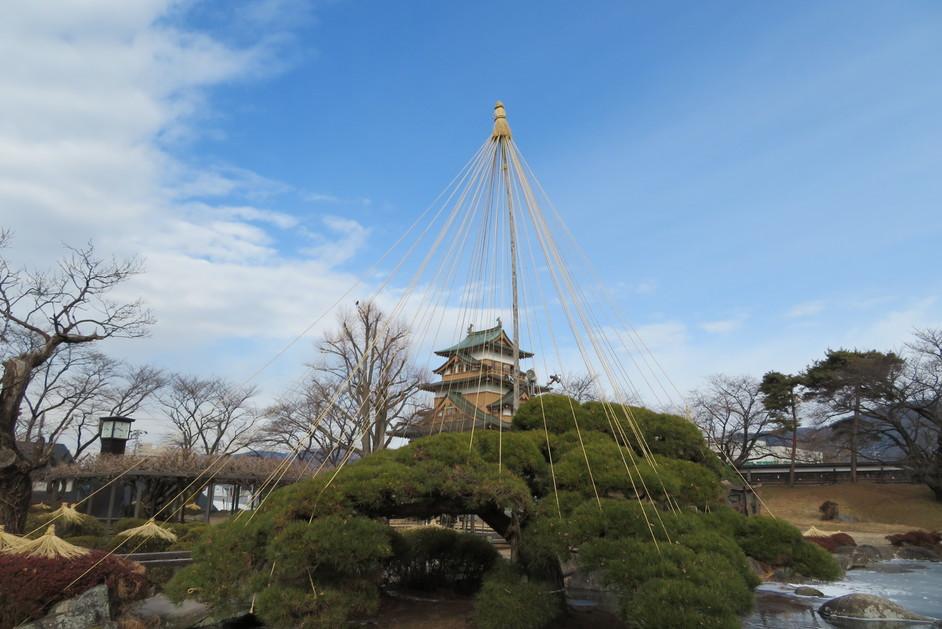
851;392;860;483
1;356;38;533
928;432;942;502
0;461;32;532
789;422;798;488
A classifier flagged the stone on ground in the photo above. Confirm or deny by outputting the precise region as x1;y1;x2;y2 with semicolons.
19;584;114;629
819;593;934;623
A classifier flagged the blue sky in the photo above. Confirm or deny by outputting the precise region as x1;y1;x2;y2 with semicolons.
2;1;941;436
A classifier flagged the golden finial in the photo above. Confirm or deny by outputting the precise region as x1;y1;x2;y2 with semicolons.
492;100;512;139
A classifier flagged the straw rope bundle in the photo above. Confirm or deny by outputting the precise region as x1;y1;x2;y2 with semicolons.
11;525;89;559
116;519;177;543
47;502;93;527
803;525;843;537
0;525;26;551
184;501;202;514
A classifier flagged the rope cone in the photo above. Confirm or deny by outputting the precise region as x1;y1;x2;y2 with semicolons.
12;525;89;559
491;101;512;139
0;525;26;551
48;502;93;526
116;519;177;543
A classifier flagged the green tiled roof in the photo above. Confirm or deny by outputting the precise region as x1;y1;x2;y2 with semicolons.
435;325;503;355
435;324;532;357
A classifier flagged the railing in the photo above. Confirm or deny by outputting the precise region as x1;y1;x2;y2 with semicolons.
738;462;911;485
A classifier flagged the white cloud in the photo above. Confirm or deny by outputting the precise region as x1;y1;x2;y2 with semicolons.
0;1;366;417
786;300;826;318
634;279;657;295
699;315;748;334
844;297;941;350
301;216;371;266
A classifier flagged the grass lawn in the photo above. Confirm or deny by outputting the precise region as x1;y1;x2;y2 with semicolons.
757;482;942;545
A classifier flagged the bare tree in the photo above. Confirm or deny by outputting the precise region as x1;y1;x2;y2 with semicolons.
0;234;152;531
161;375;258;455
690;374;775;467
17;348;165;461
258;374;358;467
313;301;423;456
855;329;942;500
553;372;598;403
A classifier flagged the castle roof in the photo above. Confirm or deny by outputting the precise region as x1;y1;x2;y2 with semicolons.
434;324;532;358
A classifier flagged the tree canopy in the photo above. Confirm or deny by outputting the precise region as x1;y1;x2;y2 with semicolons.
170;395;838;628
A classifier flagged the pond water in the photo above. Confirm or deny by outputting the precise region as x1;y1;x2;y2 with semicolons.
744;560;942;628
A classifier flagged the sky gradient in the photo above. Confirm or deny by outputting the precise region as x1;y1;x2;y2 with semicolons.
2;1;940;440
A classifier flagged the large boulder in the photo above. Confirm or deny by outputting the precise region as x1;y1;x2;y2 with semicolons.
844;544;884;569
19;584;114;629
819;593;934;623
896;545;942;561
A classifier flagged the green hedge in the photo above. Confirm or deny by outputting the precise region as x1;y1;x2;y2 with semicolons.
473;563;562;629
735;516;841;580
388;527;498;593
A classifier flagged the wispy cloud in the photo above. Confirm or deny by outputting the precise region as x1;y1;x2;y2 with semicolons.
301;216;371;266
700;315;748;334
302;191;373;207
0;1;367;373
786;301;826;318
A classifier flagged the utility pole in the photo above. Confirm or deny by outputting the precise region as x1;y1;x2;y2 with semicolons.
492;101;521;414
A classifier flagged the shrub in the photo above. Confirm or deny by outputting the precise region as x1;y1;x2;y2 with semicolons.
29;512;105;538
165;515;272;615
618;407;706;459
578;537;754;627
168;522;209;550
63;535;115;550
473;563;562;629
254;582;380;629
792;541;843;581
886;530;942;548
388;527;498;593
473;431;549;494
268;515;393;583
629;578;742;628
512;395;595;434
0;551;148;626
119;535;174;553
736;516;840;580
654;456;723;508
805;532;856;552
113;517;149;533
736;516;803;565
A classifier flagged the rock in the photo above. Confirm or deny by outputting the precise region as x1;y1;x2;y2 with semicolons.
190;612;263;628
896;545;941;561
794;586;824;597
819;500;839;521
819;593;934;623
19;584;115;629
127;593;210;628
847;544;883;569
835;552;854;571
745;557;772;581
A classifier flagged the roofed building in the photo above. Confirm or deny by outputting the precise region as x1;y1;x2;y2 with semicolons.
395;321;540;438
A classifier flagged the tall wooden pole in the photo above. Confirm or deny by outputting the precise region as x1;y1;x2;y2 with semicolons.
493;101;521;414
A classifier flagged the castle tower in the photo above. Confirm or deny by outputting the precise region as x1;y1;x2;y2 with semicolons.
395;321;538;439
